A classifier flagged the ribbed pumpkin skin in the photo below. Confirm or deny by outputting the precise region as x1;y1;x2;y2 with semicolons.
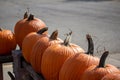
0;29;16;55
101;73;120;80
30;35;63;73
14;16;46;49
81;52;120;80
59;53;99;80
41;43;84;80
22;30;48;63
81;64;120;80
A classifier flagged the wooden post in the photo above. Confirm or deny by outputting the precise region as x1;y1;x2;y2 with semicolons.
12;50;27;80
12;50;44;80
0;63;3;80
12;50;33;80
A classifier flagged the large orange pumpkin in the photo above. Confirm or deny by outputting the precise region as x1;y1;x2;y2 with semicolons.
59;34;99;80
81;51;120;80
41;32;85;80
30;30;63;73
22;27;48;63
0;28;16;55
14;13;46;49
101;72;120;80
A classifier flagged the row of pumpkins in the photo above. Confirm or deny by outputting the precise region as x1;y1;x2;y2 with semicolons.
0;12;120;80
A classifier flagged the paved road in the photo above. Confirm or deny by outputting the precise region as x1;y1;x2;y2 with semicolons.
0;0;120;80
0;0;120;53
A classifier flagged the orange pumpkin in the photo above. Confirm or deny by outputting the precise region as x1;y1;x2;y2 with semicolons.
41;32;85;80
30;30;63;73
0;28;16;55
81;51;120;80
101;72;120;80
14;13;46;49
22;27;48;63
59;34;99;80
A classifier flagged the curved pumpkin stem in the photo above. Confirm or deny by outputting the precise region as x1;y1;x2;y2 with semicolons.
50;30;58;40
0;28;4;31
27;14;34;21
98;51;109;68
64;31;72;46
0;28;2;31
86;34;94;55
24;11;28;19
37;27;48;34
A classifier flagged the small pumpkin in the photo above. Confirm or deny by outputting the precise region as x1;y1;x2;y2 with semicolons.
81;51;120;80
101;72;120;80
0;28;16;55
30;30;63;73
101;73;120;80
59;34;99;80
41;32;85;80
22;27;48;63
14;12;46;49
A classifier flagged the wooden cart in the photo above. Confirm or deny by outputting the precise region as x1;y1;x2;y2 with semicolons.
0;50;44;80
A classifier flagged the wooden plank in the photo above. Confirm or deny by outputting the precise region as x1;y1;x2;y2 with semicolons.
0;54;13;63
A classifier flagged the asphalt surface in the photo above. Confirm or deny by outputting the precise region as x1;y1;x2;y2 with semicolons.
0;0;120;80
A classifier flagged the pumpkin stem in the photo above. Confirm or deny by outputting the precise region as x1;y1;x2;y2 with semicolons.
86;34;94;55
24;11;28;19
0;28;4;31
98;51;109;68
0;28;2;31
50;30;58;40
27;14;34;21
64;31;72;46
37;27;48;34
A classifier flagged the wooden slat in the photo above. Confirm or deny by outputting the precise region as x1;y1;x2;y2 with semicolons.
0;54;13;63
